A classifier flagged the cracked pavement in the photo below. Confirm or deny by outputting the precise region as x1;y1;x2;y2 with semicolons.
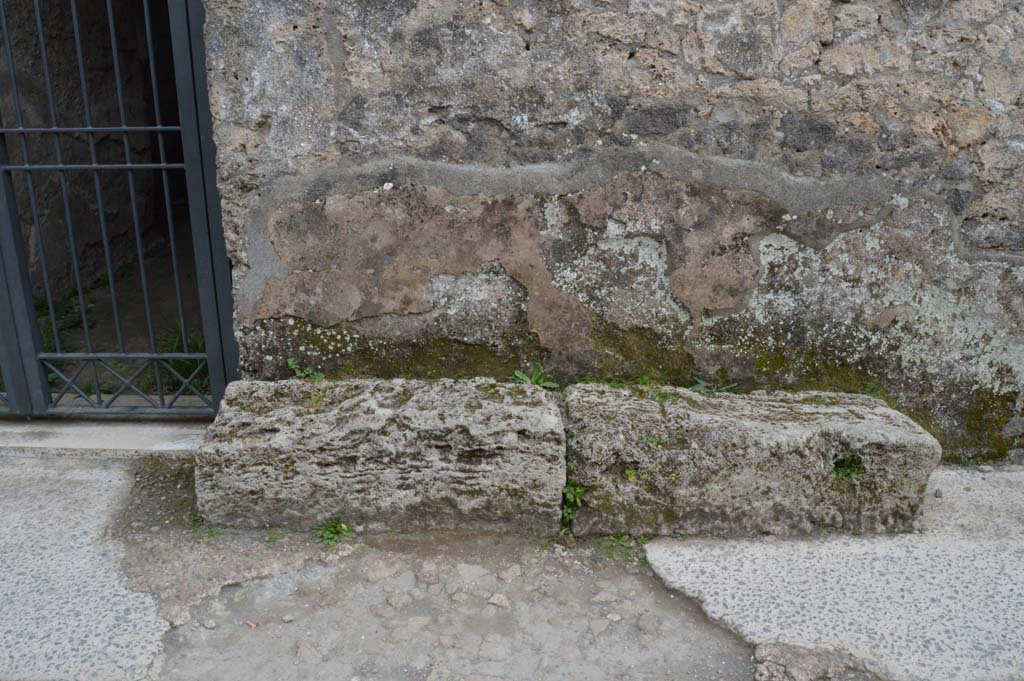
0;454;752;681
647;467;1024;681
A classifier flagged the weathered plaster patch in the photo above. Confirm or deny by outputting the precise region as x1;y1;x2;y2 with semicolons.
699;198;1024;458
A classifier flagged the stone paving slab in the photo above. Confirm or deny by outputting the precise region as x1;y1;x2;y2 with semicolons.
646;467;1024;681
0;456;168;681
153;536;754;681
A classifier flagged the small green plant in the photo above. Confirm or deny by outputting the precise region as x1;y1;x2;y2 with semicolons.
833;454;866;477
688;376;739;396
646;435;668;448
514;363;559;389
190;513;221;538
603;534;650;562
624;467;638;484
312;517;352;546
263;528;287;544
562;480;587;524
603;533;635;561
36;295;92;354
542;527;578;552
862;382;883;397
288;357;325;381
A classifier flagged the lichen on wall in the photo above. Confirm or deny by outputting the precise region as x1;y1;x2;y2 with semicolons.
204;0;1024;460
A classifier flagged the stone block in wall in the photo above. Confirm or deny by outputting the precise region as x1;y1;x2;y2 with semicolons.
196;379;565;535
564;385;942;537
961;218;1024;254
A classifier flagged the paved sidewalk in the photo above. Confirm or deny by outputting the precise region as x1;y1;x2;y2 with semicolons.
0;456;167;680
5;450;1020;681
647;467;1024;681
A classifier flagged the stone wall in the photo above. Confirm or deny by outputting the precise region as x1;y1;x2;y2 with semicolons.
204;0;1024;461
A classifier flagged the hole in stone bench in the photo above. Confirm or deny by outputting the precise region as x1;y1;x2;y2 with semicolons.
833;454;866;477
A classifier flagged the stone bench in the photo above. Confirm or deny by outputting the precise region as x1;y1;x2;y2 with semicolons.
195;379;941;537
196;379;566;535
564;384;942;537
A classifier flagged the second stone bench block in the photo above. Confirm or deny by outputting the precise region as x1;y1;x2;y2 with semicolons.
564;384;942;537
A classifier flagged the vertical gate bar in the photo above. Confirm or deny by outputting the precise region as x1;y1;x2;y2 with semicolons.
31;0;101;404
0;117;51;414
69;0;126;354
0;0;60;355
142;0;190;354
168;0;228;404
0;236;32;415
187;0;238;384
103;0;164;406
186;0;239;386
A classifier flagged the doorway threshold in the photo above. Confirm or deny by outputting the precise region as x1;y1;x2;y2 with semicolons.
0;420;206;460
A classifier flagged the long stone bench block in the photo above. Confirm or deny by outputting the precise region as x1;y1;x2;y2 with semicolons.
564;385;942;537
196;379;566;535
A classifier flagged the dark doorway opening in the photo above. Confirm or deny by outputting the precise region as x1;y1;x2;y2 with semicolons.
0;0;236;417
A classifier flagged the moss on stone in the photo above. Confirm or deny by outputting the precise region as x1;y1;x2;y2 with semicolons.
794;394;849;407
246;314;1016;463
747;343;1016;463
590;321;695;385
475;381;506;402
253;318;547;382
921;390;1017;463
752;347;894;404
247;315;698;389
306;386;328;411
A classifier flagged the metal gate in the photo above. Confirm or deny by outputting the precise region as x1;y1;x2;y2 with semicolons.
0;0;236;417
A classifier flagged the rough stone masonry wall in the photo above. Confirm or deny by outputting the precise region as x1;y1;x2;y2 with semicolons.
204;0;1024;461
